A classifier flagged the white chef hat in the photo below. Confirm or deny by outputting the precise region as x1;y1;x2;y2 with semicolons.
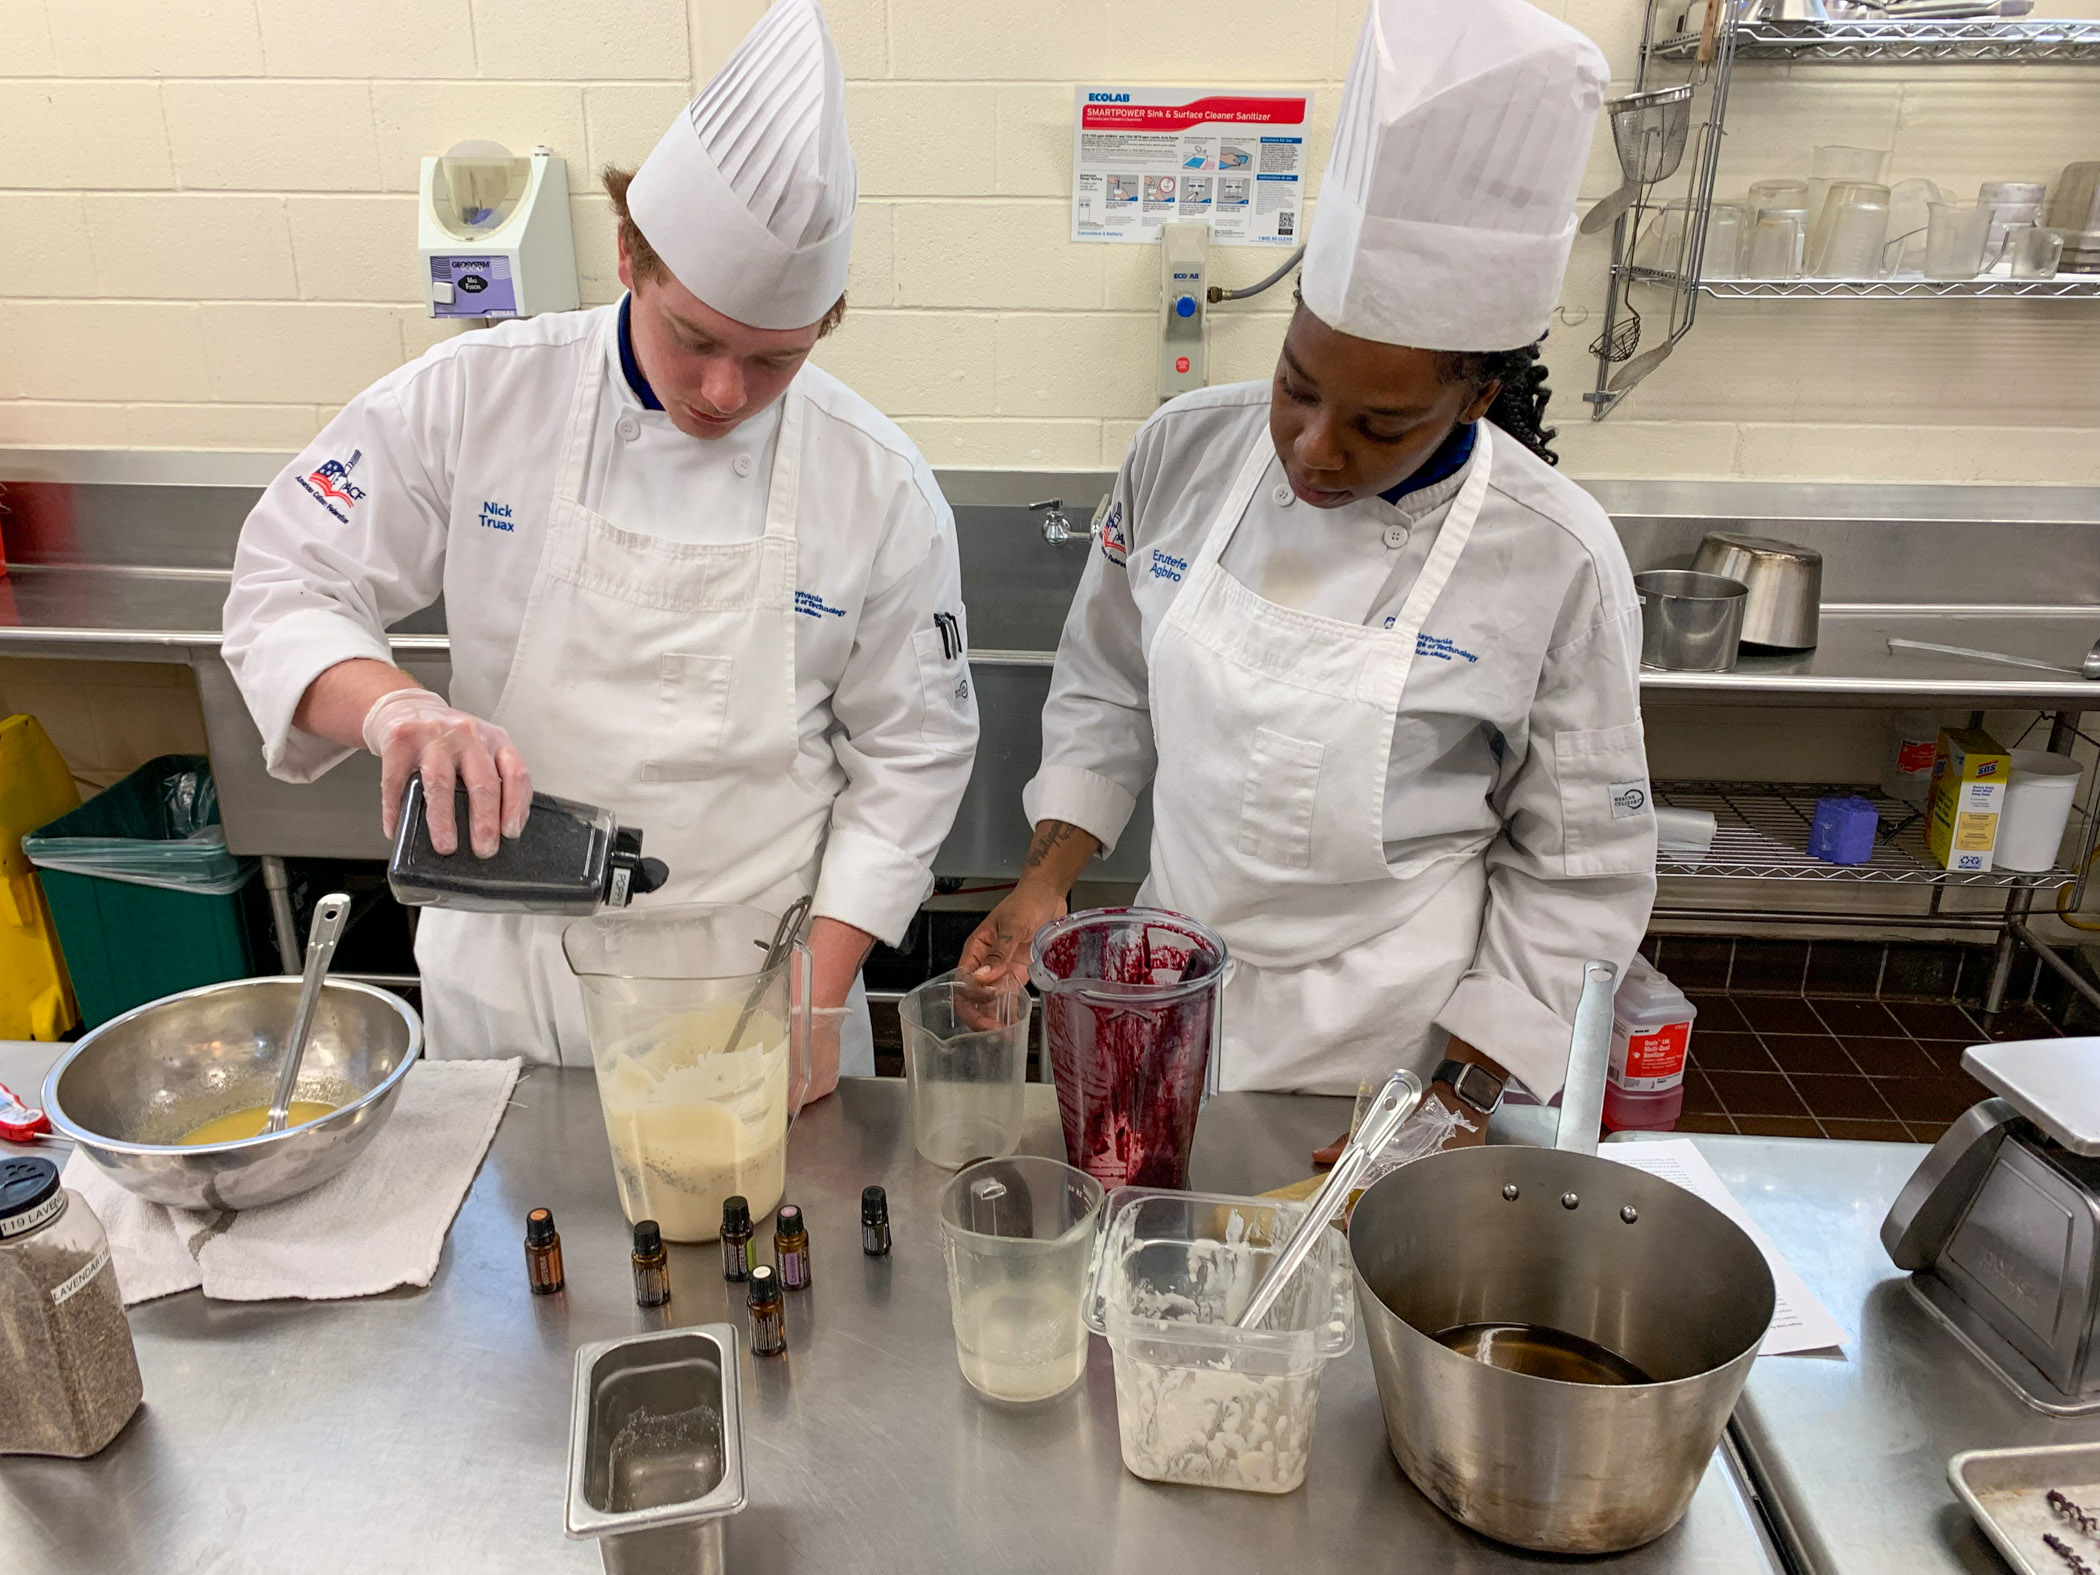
1303;0;1608;352
628;0;857;330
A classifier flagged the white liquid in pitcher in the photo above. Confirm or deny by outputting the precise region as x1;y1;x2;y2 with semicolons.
594;1003;789;1241
953;1283;1087;1402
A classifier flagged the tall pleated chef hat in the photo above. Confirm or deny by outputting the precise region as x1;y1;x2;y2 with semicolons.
1303;0;1609;352
628;0;856;330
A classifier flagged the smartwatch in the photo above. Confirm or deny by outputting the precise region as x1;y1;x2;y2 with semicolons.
1432;1057;1505;1117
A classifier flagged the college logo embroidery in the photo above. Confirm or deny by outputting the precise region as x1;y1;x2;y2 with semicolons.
1099;501;1129;566
795;590;848;620
296;449;367;523
1611;780;1650;819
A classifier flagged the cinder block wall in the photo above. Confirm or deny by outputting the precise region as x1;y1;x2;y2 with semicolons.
3;0;2099;478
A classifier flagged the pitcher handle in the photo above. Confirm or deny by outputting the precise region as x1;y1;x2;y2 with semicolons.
786;940;814;1124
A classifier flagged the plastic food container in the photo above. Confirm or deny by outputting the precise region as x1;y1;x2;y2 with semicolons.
1082;1187;1353;1494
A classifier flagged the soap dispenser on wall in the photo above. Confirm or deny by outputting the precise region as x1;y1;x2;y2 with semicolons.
417;141;580;320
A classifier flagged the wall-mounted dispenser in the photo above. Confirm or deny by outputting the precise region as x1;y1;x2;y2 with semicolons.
1158;221;1209;401
417;141;580;320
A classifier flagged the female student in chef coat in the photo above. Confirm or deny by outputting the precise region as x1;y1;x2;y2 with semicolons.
222;2;976;1083
961;0;1656;1143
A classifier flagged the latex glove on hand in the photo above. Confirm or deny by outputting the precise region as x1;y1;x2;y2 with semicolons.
361;687;532;859
957;883;1069;995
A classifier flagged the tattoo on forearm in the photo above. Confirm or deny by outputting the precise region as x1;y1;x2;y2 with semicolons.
1022;820;1085;874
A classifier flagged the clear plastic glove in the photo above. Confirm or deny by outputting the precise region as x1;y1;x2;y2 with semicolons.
796;1006;850;1110
360;687;532;859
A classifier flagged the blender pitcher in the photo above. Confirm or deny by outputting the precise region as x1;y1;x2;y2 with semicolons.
563;903;811;1241
1029;907;1229;1191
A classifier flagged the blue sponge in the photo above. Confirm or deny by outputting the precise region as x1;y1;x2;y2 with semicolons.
1809;795;1879;865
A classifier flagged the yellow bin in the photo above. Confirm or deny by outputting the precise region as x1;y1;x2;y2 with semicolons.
0;714;82;1039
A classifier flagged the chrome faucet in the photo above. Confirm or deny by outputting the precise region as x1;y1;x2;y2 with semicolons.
1030;499;1074;545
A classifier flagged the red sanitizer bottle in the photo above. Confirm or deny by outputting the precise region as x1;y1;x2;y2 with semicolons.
1603;955;1697;1133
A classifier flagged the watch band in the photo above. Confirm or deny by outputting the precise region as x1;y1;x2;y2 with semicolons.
1432;1057;1505;1116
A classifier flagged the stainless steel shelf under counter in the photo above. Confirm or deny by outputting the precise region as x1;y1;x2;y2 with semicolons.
0;1042;1785;1575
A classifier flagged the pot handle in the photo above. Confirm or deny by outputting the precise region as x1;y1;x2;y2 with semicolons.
1555;960;1621;1156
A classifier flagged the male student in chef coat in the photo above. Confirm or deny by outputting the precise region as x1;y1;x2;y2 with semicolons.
962;0;1657;1144
223;0;975;1085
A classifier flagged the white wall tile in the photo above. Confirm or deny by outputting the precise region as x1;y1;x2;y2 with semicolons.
0;195;96;297
1735;422;2100;484
125;403;323;450
398;313;475;361
822;0;889;78
995;87;1075;199
0;402;134;446
889;0;1111;80
583;84;692;174
49;0;263;76
692;0;769;79
85;194;298;300
994;312;1155;419
1561;0;1647;73
198;303;407;403
255;0;476;78
894;201;1104;309
847;202;898;308
164;82;380;192
1557;418;1741;479
848;85;998;197
570;192;624;306
286;195;422;303
371;83;587;194
1206;307;1289;387
809;310;997;416
469;0;689;80
1109;0;1336;81
896;417;1103;468
0;83;174;189
5;302;211;401
0;1;56;75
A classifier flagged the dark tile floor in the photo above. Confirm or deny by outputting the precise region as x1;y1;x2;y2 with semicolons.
1676;993;2062;1143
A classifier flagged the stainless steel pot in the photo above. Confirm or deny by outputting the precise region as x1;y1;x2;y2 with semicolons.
1635;569;1749;672
1348;962;1777;1554
1690;532;1822;649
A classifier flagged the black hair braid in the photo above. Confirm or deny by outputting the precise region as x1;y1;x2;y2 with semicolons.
1438;339;1559;467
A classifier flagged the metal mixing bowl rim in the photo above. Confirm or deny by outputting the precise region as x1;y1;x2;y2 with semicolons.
41;976;424;1157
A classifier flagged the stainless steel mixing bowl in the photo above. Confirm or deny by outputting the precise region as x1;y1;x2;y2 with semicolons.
43;977;422;1211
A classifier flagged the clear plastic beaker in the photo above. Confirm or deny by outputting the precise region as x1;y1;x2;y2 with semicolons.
939;1156;1104;1403
563;903;810;1242
900;971;1032;1169
1029;907;1228;1192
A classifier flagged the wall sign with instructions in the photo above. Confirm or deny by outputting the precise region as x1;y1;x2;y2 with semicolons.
1071;86;1311;247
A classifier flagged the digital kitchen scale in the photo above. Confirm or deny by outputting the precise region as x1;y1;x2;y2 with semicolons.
1883;1037;2100;1415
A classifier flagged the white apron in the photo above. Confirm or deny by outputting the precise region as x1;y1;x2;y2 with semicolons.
415;349;875;1072
1141;429;1496;1094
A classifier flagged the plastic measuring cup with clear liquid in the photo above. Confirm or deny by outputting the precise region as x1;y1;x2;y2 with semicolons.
900;971;1032;1169
562;903;812;1242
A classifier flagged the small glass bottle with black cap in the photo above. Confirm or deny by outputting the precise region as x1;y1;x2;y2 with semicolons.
747;1264;786;1356
631;1219;670;1308
774;1203;810;1290
524;1207;564;1295
720;1195;754;1282
862;1186;891;1257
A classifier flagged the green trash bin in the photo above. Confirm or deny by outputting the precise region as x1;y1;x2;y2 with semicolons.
22;755;258;1030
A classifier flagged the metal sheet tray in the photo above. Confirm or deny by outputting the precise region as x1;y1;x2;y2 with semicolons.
1950;1443;2100;1575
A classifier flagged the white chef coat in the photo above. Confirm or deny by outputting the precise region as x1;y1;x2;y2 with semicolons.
224;301;976;1057
1023;381;1656;1099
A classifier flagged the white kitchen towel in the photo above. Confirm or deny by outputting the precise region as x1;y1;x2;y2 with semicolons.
65;1058;520;1306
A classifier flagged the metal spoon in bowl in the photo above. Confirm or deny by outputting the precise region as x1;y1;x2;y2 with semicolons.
264;893;352;1135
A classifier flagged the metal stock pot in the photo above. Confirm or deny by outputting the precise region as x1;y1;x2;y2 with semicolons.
1348;962;1777;1554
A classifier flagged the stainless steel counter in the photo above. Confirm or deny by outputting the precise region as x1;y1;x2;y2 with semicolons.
0;1044;1783;1575
1698;1134;2100;1575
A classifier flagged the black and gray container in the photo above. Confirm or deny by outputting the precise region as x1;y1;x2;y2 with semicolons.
388;773;668;914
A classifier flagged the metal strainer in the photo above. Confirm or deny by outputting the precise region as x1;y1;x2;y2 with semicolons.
1579;84;1695;237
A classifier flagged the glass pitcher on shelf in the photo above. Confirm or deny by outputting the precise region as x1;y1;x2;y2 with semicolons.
562;903;812;1241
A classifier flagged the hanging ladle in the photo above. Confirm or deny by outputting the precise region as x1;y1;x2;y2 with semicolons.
263;892;352;1134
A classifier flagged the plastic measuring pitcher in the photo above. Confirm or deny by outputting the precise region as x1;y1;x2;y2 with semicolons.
900;971;1032;1169
1028;907;1228;1191
563;903;811;1241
